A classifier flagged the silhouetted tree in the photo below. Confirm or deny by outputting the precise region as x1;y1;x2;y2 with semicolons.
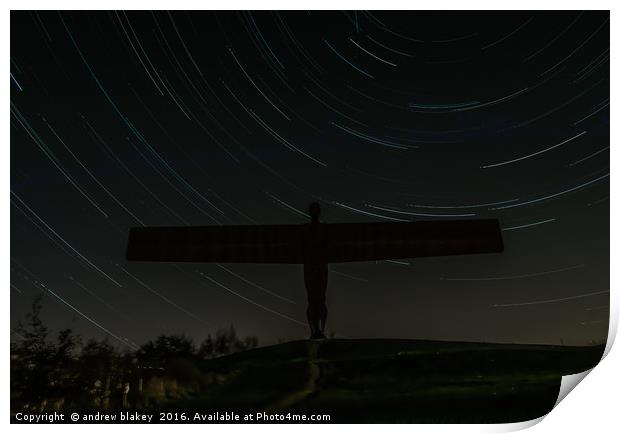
198;334;215;359
214;327;232;356
243;335;259;350
48;327;81;408
11;295;55;410
197;329;258;359
137;334;196;368
76;339;121;409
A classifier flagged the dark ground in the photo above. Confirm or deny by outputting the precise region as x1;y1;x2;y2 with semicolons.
164;338;604;423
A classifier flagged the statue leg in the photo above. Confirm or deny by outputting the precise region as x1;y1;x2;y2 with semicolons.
304;263;328;339
306;304;320;338
318;264;328;336
319;303;328;335
307;302;325;339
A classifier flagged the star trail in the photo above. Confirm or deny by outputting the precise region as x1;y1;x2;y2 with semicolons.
10;10;609;347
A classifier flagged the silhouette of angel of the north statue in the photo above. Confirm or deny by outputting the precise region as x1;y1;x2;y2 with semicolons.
126;202;503;339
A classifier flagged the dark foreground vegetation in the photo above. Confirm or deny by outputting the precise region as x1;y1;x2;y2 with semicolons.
11;296;258;414
11;297;605;423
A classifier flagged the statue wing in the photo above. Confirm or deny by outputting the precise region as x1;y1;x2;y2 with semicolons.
126;224;305;264
326;219;503;263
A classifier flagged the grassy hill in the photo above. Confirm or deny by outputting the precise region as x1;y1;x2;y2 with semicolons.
157;339;605;423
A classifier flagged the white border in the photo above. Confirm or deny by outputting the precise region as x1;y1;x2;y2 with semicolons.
4;2;617;432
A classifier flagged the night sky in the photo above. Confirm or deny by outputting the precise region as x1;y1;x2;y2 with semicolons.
10;10;609;349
